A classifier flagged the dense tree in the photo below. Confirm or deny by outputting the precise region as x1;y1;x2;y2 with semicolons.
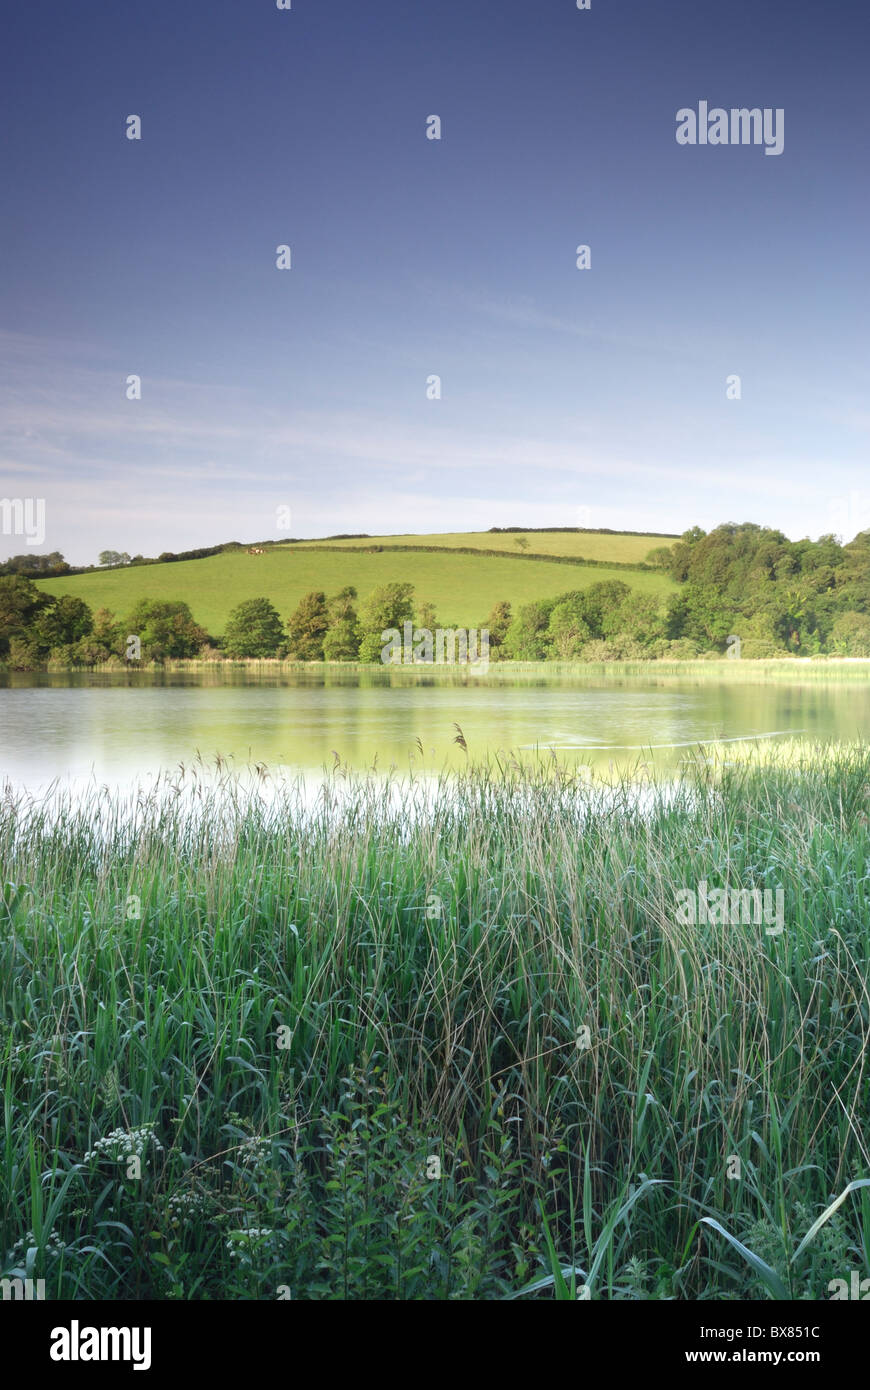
546;597;592;658
0;551;69;577
322;587;360;661
329;586;358;619
664;526;707;582
626;592;669;642
357;583;415;662
503;598;556;660
68;608;122;665
519;582;663;659
586;582;634;637
322;621;360;661
484;599;512;654
657;522;857;653
830;612;870;656
223;597;285;658
0;575;53;656
287;591;329;660
30;596;93;653
123;599;207;661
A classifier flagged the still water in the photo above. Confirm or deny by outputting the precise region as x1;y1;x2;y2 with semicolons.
1;668;869;795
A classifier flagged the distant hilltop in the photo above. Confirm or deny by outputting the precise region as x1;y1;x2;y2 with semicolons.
2;525;681;579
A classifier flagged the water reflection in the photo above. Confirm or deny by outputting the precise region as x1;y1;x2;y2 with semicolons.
0;667;868;794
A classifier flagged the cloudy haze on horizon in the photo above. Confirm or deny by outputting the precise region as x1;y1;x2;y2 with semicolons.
2;0;869;565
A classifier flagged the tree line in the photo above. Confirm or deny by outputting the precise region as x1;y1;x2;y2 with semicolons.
4;522;870;667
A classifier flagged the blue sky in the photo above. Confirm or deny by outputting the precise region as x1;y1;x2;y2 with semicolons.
2;0;869;564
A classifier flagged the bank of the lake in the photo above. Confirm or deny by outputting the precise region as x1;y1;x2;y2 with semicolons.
8;656;870;679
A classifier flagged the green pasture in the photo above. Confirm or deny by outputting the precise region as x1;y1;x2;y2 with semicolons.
36;546;674;636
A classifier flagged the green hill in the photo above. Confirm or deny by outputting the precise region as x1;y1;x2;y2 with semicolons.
35;533;675;635
290;529;672;565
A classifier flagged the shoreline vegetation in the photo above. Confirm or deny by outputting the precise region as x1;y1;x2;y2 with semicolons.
6;656;870;680
2;744;869;1299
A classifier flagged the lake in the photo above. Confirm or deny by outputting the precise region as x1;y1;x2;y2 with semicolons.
2;666;870;795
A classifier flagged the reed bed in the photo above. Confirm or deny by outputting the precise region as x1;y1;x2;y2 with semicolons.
12;656;870;683
1;743;869;1299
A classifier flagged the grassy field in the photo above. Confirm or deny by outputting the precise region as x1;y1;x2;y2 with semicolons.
35;545;674;636
289;529;674;565
2;744;869;1300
